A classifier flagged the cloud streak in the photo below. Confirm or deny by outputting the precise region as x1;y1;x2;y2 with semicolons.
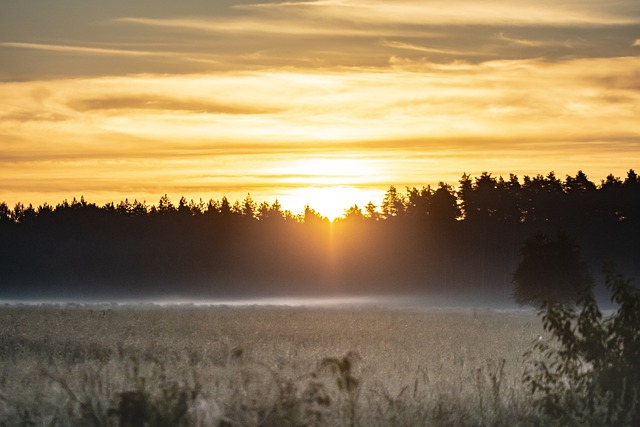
69;96;281;115
239;0;640;26
0;42;219;65
115;16;401;37
379;40;478;57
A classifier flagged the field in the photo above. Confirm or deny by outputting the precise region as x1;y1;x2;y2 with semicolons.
0;303;545;426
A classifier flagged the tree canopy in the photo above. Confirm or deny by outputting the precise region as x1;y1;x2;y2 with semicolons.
0;170;638;299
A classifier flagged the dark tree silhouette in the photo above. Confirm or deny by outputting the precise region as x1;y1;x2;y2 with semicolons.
0;169;638;299
513;233;593;306
381;185;405;218
430;182;459;224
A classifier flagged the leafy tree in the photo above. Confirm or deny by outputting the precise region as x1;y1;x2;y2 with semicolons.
512;233;593;307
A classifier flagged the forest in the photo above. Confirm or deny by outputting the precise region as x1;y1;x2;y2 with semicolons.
1;170;638;300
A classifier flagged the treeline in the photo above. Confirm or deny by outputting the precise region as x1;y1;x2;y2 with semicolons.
1;170;638;299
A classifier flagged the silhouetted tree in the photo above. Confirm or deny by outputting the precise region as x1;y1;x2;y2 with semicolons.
622;169;640;222
241;194;257;220
405;186;431;219
341;205;364;222
11;202;36;223
303;205;327;225
381;186;405;218
0;202;12;223
430;182;459;224
457;173;474;220
364;202;379;221
257;200;289;222
513;233;593;306
157;194;175;213
563;170;598;226
188;199;205;216
178;196;191;216
219;196;232;216
521;172;564;223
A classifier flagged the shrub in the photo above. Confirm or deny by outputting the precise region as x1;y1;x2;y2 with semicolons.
524;268;640;426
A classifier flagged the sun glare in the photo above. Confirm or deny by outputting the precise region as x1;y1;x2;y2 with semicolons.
271;157;383;220
281;186;377;221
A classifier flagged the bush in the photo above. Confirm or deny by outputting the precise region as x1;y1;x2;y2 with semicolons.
524;268;640;426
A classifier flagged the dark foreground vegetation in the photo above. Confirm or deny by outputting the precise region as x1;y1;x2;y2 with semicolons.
1;169;639;298
525;269;640;426
514;241;640;425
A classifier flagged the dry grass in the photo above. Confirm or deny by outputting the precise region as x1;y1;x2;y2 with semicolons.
0;303;543;426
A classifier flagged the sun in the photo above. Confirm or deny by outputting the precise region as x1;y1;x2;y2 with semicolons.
309;187;364;221
279;185;385;221
274;157;383;220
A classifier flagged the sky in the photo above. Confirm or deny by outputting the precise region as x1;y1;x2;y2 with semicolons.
1;0;639;219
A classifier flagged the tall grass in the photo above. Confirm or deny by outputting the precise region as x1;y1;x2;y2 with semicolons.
0;304;541;426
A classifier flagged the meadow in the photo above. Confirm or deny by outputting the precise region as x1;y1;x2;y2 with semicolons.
0;303;545;426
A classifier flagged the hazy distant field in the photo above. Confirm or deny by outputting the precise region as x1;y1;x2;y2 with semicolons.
0;304;543;426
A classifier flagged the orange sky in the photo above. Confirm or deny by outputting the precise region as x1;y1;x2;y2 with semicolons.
1;1;639;219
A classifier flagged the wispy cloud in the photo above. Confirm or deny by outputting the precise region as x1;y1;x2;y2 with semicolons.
0;42;219;64
1;42;154;57
379;40;476;57
69;96;281;115
239;0;640;26
115;16;399;37
495;32;594;51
